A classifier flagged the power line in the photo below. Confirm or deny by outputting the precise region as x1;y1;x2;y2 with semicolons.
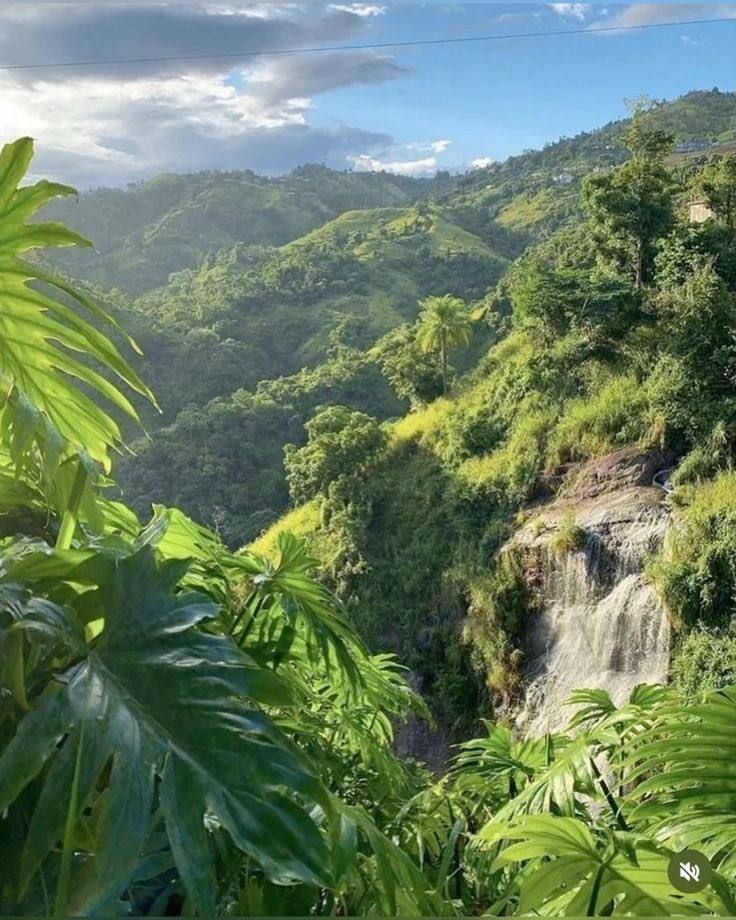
0;15;734;72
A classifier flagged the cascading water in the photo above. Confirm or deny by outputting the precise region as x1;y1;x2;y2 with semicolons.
515;487;671;737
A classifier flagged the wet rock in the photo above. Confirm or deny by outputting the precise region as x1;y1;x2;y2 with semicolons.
509;449;673;737
560;446;677;500
393;670;450;773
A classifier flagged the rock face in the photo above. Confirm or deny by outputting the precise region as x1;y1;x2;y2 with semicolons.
513;448;673;737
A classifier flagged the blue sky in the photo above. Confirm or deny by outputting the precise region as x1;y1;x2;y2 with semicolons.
312;1;736;172
1;1;734;185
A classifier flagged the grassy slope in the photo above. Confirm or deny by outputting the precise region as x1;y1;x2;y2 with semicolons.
118;203;509;419
44;166;444;293
118;87;736;558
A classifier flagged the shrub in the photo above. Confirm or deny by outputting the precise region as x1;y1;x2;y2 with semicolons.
377;324;444;407
546;374;650;466
549;510;586;557
652;472;736;629
284;405;388;504
644;353;702;446
462;551;533;704
672;625;736;701
672;422;735;487
458;408;556;506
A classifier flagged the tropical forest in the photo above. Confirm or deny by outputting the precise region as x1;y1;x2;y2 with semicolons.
3;79;736;916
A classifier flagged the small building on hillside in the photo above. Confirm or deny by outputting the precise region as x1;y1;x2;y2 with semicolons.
689;198;715;223
676;139;714;154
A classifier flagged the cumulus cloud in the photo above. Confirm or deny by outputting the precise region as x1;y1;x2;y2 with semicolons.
548;4;592;20
592;2;736;30
470;156;494;169
330;4;386;16
0;2;405;186
348;135;455;177
0;5;363;79
348;153;440;177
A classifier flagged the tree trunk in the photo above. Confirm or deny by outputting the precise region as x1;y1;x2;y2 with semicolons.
441;335;448;394
634;237;644;289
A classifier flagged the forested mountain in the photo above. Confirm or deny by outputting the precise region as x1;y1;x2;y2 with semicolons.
36;90;736;548
45;165;446;293
109;92;734;534
243;90;736;734
4;88;736;916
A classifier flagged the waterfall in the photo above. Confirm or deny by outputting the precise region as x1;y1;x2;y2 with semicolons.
515;491;671;737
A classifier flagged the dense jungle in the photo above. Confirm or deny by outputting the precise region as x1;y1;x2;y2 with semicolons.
2;89;736;915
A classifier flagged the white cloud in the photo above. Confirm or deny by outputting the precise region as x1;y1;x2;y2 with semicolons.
407;139;452;153
548;4;592;20
348;153;439;177
493;10;543;23
470;156;494;169
330;4;386;16
592;3;736;31
349;136;454;177
0;3;406;185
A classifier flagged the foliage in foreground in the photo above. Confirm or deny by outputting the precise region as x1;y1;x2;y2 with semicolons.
0;137;447;917
5;131;736;917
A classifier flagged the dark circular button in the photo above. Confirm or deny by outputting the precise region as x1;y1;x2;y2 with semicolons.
668;849;712;893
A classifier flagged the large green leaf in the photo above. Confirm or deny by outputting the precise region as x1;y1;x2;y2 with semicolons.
0;547;332;914
489;731;602;821
451;722;550;812
339;804;455;916
0;137;155;473
483;814;735;916
627;686;736;875
138;508;362;684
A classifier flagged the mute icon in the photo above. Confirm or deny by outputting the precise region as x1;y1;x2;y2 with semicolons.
679;861;700;883
669;849;711;893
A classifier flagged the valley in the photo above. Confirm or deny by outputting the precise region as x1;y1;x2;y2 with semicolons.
4;86;736;915
45;90;736;734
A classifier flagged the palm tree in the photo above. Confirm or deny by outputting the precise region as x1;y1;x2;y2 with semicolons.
416;294;473;394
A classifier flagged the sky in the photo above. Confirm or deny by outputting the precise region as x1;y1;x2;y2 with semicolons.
1;1;735;187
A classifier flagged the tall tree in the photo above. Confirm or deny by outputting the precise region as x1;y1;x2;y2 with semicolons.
416;294;473;394
695;154;736;233
582;101;675;288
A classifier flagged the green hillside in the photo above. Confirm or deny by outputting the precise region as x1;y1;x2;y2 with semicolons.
6;91;736;918
115;203;506;540
45;164;445;293
442;88;736;239
249;99;736;732
39;89;736;553
116;201;506;418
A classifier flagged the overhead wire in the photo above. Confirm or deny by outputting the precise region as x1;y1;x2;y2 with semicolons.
0;14;733;72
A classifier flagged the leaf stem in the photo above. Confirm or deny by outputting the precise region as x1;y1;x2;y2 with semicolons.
589;756;629;831
56;461;87;550
54;723;85;918
586;861;606;916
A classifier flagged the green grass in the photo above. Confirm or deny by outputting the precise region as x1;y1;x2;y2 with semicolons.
497;186;577;232
389;398;453;445
457;409;555;504
549;509;586;557
546;374;651;467
652;472;736;630
249;501;322;558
